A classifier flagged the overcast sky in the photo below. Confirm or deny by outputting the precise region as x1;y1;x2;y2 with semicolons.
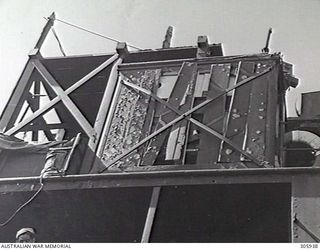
0;0;320;116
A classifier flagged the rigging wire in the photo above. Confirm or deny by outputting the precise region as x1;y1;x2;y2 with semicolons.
44;16;142;50
0;174;45;227
51;27;67;57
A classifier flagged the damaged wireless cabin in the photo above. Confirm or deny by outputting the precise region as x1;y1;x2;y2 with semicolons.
0;14;318;243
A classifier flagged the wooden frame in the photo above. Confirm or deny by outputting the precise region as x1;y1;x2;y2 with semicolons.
99;68;272;173
5;54;119;140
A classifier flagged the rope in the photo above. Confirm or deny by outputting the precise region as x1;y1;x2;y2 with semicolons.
0;174;45;227
44;16;142;50
51;27;67;56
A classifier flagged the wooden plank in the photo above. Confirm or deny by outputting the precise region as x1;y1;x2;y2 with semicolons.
0;166;308;193
119;80;263;167
25;92;55;141
21;123;69;131
137;70;161;161
197;64;230;165
41;78;80;140
141;187;161;242
5;54;118;136
34;12;55;50
31;81;41;141
99;69;272;173
32;59;96;140
220;62;255;162
0;61;35;132
265;64;279;165
242;71;268;162
88;58;123;151
141;62;197;166
167;69;196;163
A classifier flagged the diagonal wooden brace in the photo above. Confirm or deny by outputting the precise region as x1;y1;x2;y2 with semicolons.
99;67;272;173
122;79;265;167
32;59;96;140
5;54;119;138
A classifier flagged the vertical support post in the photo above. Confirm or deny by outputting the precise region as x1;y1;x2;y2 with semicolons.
31;81;40;141
220;62;255;162
141;62;197;166
141;187;161;243
82;43;126;173
197;64;230;165
279;92;287;167
88;57;123;151
89;43;128;151
265;63;279;165
82;58;122;174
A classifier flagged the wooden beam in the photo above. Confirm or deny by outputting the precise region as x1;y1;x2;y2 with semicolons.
141;62;197;165
2;167;320;193
5;54;118;136
124;72;263;167
88;57;122;151
220;62;255;162
197;64;230;164
265;63;279;165
119;54;277;71
242;69;269;162
141;187;161;242
25;92;55;141
99;68;272;173
0;61;35;132
35;12;55;50
31;81;41;141
32;59;96;140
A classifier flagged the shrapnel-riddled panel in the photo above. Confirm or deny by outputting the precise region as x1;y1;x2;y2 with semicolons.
197;63;230;165
219;61;274;164
242;63;270;162
140;62;197;166
219;62;255;162
101;70;160;169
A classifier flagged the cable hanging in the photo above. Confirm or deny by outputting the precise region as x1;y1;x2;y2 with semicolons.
51;27;67;56
44;16;142;50
0;174;45;227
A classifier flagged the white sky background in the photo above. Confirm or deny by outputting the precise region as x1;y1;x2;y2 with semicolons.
0;0;320;117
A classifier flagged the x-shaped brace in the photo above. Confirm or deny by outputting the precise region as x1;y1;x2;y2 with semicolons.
5;54;119;141
99;66;272;173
